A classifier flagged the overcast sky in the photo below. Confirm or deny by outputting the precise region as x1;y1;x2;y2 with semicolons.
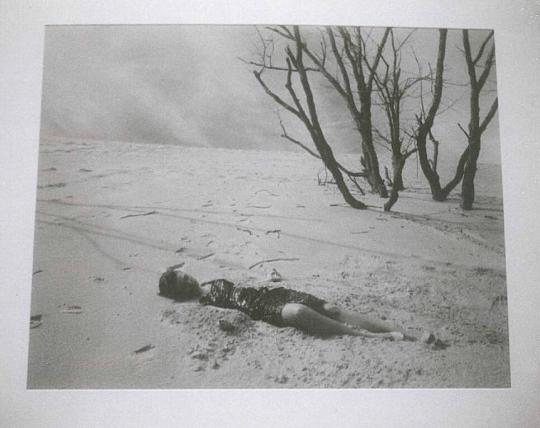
41;25;500;164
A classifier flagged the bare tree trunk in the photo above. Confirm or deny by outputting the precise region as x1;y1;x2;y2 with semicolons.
330;27;388;198
459;30;498;210
384;165;393;187
414;29;449;202
391;153;405;191
416;130;445;200
439;145;470;199
384;155;405;211
256;25;388;199
315;135;368;209
461;141;479;209
253;27;368;209
352;89;387;197
428;130;439;172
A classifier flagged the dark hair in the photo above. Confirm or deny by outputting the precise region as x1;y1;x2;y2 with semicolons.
158;268;201;301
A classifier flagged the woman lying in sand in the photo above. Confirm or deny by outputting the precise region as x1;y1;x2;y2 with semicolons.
159;265;419;341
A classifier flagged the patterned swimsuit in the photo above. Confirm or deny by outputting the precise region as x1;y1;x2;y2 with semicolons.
199;279;328;326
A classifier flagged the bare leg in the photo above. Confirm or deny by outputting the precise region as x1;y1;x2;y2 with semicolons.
323;304;418;341
281;303;402;339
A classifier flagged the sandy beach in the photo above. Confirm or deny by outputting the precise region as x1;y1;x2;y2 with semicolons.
28;137;509;388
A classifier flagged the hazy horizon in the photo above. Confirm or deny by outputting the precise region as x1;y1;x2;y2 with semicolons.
40;25;501;164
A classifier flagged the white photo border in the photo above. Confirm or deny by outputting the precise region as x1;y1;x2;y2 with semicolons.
1;1;539;426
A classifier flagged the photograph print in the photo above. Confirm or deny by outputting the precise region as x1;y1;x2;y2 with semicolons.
28;24;508;388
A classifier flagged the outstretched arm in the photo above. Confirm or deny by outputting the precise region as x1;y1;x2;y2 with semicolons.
281;303;403;339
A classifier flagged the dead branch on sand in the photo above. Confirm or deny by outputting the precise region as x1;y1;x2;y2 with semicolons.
248;257;300;270
120;210;158;219
236;227;254;235
197;252;215;260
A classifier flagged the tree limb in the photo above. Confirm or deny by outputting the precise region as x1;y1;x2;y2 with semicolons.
424;29;448;128
473;31;494;65
284;55;310;122
458;123;471;139
327;27;357;104
462;30;477;88
265;26;294;40
367;27;392;90
238;57;319;72
477;46;495;90
279;120;366;179
404;147;418;159
479;97;498;134
253;70;303;120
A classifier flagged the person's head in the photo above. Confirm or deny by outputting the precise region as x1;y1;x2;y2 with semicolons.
158;267;202;300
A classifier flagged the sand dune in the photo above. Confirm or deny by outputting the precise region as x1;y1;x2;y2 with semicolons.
28;138;509;388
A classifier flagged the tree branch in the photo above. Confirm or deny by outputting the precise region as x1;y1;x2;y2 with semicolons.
253;70;303;120
238;57;319;72
327;27;357;105
279;120;367;181
424;29;448;128
279;120;320;159
265;26;294;40
457;122;470;139
462;30;477;88
404;147;418;159
479;97;498;134
367;27;392;90
477;46;495;90
284;55;310;122
473;31;494;65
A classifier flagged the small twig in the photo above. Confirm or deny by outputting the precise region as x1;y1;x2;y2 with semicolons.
134;344;155;354
197;252;215;260
249;257;300;270
120;210;157;219
238;56;319;72
265;229;281;238
457;123;470;140
236;227;253;235
167;262;185;270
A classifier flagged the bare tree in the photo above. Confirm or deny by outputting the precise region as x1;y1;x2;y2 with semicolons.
371;29;421;211
460;30;498;210
411;29;474;203
253;26;368;209
325;26;390;198
249;25;390;198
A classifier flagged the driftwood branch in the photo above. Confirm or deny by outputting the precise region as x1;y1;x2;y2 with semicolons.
249;257;300;270
120;210;157;219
